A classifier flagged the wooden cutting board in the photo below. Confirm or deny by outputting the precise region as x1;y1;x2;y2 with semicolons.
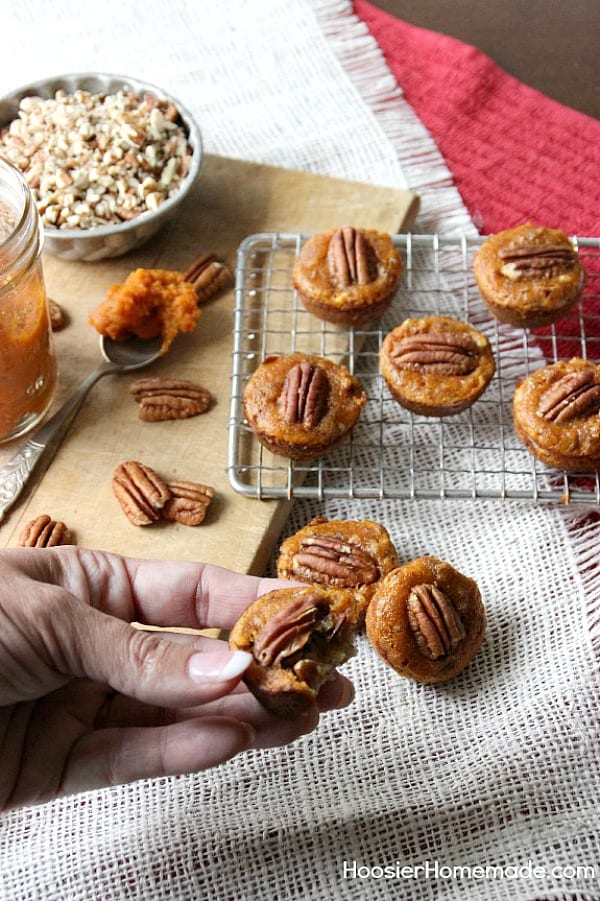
0;154;418;574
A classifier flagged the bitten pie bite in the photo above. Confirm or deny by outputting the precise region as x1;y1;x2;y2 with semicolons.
277;516;398;622
229;586;359;718
473;223;585;329
292;225;403;327
242;353;367;460
366;556;486;684
513;357;600;472
379;316;495;416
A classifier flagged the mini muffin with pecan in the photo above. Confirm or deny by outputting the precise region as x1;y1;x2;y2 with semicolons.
513;357;600;471
243;353;367;460
379;315;495;416
366;556;486;684
473;223;585;329
277;516;398;621
293;226;402;327
229;586;359;718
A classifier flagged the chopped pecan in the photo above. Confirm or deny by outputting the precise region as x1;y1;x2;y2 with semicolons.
537;369;600;423
130;377;214;421
327;226;372;288
112;460;171;526
162;480;215;526
182;252;233;304
292;658;332;688
390;331;477;375
498;242;577;279
18;514;72;548
280;360;329;427
253;593;324;666
292;535;379;587
407;583;466;660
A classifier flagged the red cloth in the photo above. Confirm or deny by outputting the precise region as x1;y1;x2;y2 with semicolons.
354;1;600;236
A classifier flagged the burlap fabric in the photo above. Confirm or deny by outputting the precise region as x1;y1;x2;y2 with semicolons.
1;2;598;899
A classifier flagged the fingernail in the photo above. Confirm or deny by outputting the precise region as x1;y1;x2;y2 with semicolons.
188;649;253;682
240;722;257;750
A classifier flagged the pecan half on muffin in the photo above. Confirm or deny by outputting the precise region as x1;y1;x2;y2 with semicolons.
473;223;585;329
229;586;358;718
379;316;495;416
366;556;486;684
293;226;403;327
277;516;398;622
243;353;367;460
513;357;600;471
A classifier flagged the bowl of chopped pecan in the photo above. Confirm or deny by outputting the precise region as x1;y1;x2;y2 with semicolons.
0;72;202;261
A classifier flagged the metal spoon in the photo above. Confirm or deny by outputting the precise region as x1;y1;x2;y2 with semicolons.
0;334;163;522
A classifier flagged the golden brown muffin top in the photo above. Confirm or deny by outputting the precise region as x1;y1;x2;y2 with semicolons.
293;226;402;312
513;357;600;468
380;316;495;413
366;555;486;684
277;516;399;620
243;353;367;456
473;223;584;323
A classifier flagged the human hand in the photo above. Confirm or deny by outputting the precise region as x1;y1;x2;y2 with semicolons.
0;547;353;810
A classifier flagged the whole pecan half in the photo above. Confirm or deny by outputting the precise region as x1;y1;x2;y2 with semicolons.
18;514;72;548
292;535;379;587
130;377;214;421
498;242;577;280
280;360;329;428
182;252;233;304
327;226;372;288
407;583;466;660
253;593;324;667
162;480;215;526
390;331;477;376
112;460;171;526
537;369;600;423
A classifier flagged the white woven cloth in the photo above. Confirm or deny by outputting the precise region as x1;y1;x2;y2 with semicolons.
1;2;599;900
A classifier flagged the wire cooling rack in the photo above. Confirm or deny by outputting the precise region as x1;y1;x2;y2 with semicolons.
228;232;600;503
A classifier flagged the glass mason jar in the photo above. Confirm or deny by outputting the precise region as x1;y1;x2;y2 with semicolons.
0;157;56;443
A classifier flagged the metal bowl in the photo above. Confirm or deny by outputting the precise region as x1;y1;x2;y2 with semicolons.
0;72;202;262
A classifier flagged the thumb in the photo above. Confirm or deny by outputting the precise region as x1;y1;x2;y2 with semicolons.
57;602;252;708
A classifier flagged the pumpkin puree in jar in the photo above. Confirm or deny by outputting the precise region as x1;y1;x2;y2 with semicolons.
89;268;201;354
0;264;56;440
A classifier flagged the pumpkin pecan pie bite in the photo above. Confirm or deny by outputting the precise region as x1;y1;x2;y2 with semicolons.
292;226;402;327
379;315;495;416
366;556;486;684
243;352;367;460
277;516;398;621
473;223;585;329
513;357;600;472
229;586;358;718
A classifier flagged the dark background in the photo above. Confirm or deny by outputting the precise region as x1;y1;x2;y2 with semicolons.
367;0;599;119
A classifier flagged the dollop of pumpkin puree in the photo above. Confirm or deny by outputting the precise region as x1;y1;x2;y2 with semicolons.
89;268;201;354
